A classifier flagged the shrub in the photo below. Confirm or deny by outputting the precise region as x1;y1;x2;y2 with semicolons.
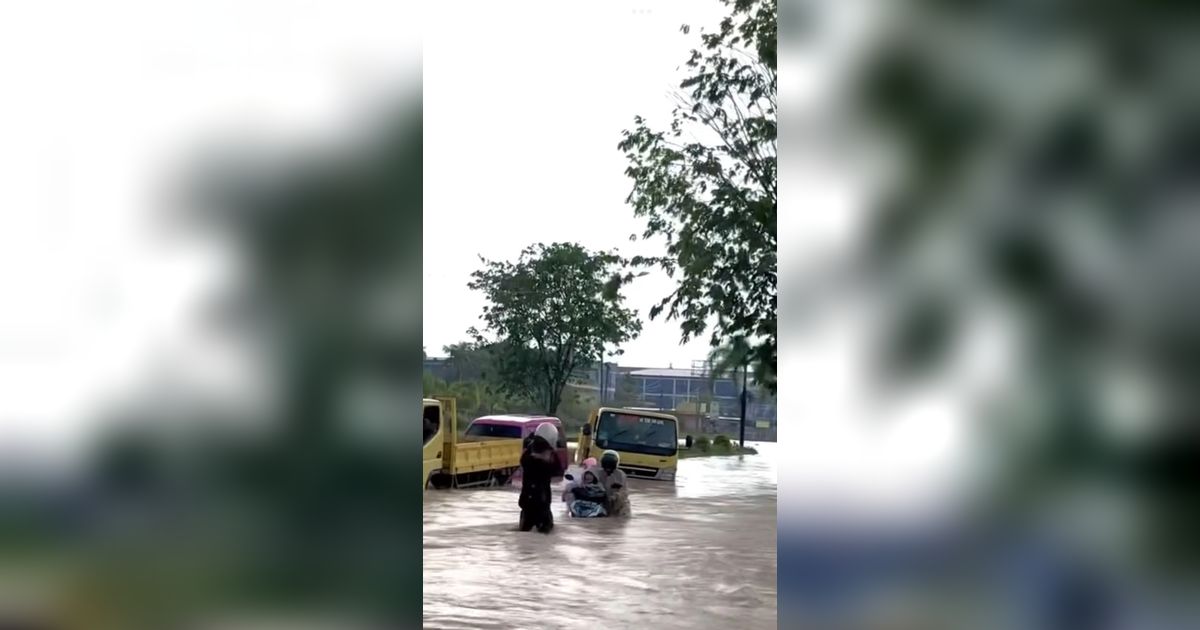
712;434;732;450
694;436;711;452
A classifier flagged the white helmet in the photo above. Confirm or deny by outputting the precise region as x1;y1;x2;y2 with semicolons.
534;422;559;445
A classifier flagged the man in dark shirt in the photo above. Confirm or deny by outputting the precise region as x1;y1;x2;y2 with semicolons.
518;423;563;533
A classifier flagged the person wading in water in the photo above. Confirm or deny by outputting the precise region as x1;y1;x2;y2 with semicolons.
518;422;563;533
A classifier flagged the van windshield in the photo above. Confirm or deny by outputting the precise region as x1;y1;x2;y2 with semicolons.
465;423;522;439
595;412;677;457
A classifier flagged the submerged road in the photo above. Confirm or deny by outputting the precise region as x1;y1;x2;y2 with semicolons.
423;442;778;629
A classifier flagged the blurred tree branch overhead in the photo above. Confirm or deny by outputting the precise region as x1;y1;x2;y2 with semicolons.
72;99;426;628
620;0;778;394
852;0;1200;575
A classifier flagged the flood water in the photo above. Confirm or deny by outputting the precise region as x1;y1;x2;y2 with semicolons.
423;442;778;630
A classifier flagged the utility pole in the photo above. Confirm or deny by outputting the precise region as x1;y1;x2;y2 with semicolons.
739;361;748;448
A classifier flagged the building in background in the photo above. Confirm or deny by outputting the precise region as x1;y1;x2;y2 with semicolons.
423;356;455;382
604;361;776;442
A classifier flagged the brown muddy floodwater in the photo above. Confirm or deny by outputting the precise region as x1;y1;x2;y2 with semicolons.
423;442;777;630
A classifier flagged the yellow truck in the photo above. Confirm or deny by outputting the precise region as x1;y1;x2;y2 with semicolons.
575;407;691;482
422;397;523;489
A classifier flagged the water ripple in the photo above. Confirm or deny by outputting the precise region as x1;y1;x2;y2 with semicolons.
424;443;777;629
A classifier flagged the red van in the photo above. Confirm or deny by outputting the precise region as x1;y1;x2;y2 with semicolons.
464;414;570;475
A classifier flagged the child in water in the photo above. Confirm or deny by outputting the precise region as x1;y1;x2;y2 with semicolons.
562;457;598;502
567;468;608;518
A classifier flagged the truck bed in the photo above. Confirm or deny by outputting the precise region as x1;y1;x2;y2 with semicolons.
446;439;523;476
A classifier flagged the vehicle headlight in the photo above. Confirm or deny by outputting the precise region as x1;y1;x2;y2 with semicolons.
658;469;675;481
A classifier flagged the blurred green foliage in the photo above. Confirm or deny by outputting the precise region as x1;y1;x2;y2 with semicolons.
31;101;429;629
855;0;1200;576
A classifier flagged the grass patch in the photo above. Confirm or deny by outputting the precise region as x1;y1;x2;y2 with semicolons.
679;434;758;458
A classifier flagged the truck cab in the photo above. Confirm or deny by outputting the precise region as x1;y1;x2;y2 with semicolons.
423;397;524;489
575;407;689;482
423;398;447;488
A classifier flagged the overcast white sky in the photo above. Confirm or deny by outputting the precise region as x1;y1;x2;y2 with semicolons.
422;0;729;368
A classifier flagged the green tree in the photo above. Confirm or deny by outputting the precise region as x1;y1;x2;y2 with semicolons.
619;0;777;393
556;386;598;435
442;340;491;382
423;348;540;428
467;242;643;415
706;335;758;382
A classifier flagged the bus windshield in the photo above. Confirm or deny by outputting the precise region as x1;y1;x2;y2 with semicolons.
595;411;677;457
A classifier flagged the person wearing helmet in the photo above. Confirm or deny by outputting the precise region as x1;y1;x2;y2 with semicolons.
518;422;563;533
561;456;599;502
598;449;631;517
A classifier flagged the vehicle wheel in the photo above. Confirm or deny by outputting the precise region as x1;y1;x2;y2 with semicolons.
492;469;510;486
